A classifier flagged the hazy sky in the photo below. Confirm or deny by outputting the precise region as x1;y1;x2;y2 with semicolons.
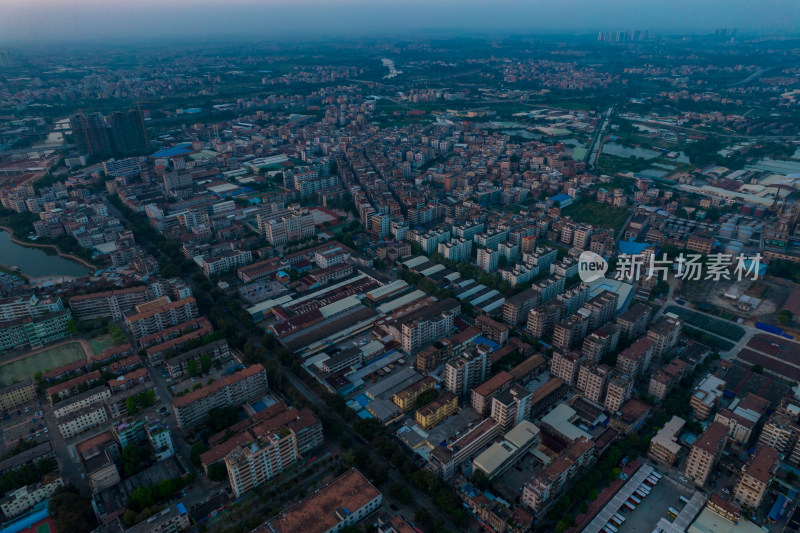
2;0;800;43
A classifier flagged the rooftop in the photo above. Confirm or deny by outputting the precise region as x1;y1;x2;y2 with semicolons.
259;469;380;533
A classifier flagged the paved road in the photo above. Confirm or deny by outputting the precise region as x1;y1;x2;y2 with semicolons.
214;303;458;530
587;106;614;170
113;192;458;529
41;399;91;494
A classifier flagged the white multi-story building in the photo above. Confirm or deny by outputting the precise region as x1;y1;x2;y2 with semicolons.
173;364;269;429
201;249;253;277
438;238;472;262
477;248;501;273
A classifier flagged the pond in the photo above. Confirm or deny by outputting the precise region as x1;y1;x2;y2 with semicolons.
0;230;90;278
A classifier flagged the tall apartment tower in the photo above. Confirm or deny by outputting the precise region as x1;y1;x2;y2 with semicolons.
70;112;112;157
109;109;148;155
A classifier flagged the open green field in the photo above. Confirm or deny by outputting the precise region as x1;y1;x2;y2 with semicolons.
561;198;630;232
0;342;89;385
88;334;113;355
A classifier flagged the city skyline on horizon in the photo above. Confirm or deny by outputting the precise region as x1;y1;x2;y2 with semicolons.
2;0;800;44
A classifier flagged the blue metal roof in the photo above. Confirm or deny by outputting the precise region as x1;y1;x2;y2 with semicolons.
619;240;651;255
151;142;193;158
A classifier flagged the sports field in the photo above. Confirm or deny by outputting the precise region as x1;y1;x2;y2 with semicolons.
88;334;114;355
0;341;89;385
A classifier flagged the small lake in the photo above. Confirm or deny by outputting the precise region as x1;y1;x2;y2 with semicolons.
602;143;661;160
0;230;90;278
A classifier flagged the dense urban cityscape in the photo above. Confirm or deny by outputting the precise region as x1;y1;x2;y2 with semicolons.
2;5;800;533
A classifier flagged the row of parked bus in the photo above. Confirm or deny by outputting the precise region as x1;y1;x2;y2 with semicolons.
601;469;664;533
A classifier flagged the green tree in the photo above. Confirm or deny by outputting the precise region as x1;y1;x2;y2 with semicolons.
208;463;227;482
200;353;213;374
125;396;139;415
121;444;148;478
190;442;208;467
138;389;156;408
187;360;199;377
49;486;98;533
154;479;177;501
129;486;154;511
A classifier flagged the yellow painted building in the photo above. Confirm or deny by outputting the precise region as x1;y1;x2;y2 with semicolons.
415;391;457;430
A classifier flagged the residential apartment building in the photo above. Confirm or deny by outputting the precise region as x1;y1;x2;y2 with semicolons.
0;310;73;353
582;324;620;364
201;249;253;277
0;380;36;412
521;437;594;515
173;364;268;429
490;384;532;432
391;376;436;412
438;238;472;262
416;391;458;430
502;288;541;327
400;298;460;354
684;422;728;487
646;315;681;360
68;286;150;321
733;446;778;510
126;504;191;533
471;371;513;417
526;301;563;339
576;364;611;405
225;425;299;499
758;405;800;465
427;419;502;480
647;416;685;467
477;248;501;273
604;375;632;413
616;303;651;340
581;291;618;331
713;393;769;444
475;315;509;345
550;352;583;387
690;375;726;421
258;205;315;246
164;339;230;379
58;404;109;439
615;338;655;381
0;476;63;518
125;297;199;340
260;469;382;533
445;346;491;398
648;359;688;401
552;312;591;352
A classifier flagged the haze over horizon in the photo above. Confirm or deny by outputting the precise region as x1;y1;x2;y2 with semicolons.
2;0;800;45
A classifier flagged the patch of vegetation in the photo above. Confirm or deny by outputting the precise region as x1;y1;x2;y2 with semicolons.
561;197;630;231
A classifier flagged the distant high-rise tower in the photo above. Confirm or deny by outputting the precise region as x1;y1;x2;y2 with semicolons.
70;112;112;157
0;50;11;68
108;109;148;155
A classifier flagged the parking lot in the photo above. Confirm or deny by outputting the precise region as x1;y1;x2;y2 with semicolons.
0;401;50;451
617;476;691;532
